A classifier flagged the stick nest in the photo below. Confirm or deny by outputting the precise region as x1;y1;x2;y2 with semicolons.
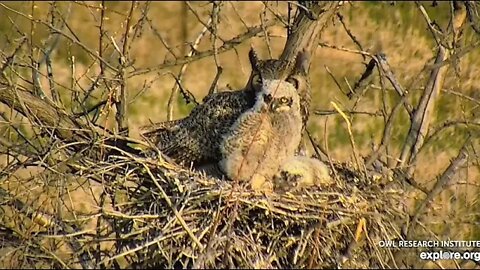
1;147;407;269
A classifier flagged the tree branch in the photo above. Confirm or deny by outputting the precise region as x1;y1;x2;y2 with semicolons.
406;136;471;238
129;19;278;77
398;1;467;168
280;1;342;66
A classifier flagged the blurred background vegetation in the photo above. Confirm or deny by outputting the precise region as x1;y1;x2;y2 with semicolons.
0;1;479;268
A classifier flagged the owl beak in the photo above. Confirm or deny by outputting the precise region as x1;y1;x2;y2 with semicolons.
270;99;293;112
270;100;279;111
270;100;278;112
262;94;277;112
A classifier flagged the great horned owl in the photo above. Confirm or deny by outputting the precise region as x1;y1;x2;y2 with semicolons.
274;156;332;192
141;49;311;167
219;78;303;190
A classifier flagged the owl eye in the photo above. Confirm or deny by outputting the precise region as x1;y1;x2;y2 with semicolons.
263;94;273;103
280;97;289;104
286;77;299;89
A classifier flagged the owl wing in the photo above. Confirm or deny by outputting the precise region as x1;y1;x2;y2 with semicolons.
140;119;182;145
141;89;256;165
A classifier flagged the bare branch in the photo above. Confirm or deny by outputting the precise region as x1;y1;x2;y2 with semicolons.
406;136;472;238
0;83;86;141
314;109;383;117
166;15;212;120
280;1;341;64
0;3;119;73
374;53;414;117
0;36;27;75
465;0;480;34
398;1;467;168
319;42;373;57
207;66;223;96
130;20;278;77
348;58;376;100
337;12;365;61
114;0;136;133
324;65;348;96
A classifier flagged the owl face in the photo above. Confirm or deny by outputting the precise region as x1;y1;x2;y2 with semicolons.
246;48;307;115
248;63;304;94
254;79;300;113
263;93;293;113
247;48;309;94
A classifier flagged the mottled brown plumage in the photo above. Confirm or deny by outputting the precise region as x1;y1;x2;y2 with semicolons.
141;49;311;166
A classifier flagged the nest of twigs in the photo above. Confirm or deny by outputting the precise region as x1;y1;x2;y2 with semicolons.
1;138;408;269
7;146;408;269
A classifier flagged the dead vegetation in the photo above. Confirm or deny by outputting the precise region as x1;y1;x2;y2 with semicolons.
1;150;407;268
0;1;479;269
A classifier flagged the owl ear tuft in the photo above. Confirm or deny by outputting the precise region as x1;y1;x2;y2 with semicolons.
294;50;310;74
248;47;261;71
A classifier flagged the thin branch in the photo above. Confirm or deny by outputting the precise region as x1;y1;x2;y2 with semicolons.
185;1;225;43
348;58;376;99
331;101;364;174
416;1;443;47
0;36;27;75
406;136;471;238
261;7;274;59
30;1;43;99
314;109;383;117
409;119;480;168
130;20;278;77
374;53;414;117
337;12;365;61
210;1;222;80
145;15;177;60
114;0;136;133
207;66;223;96
168;73;199;106
324;65;347;96
365;94;408;169
99;0;106;77
166;16;212;120
319;42;373;57
465;1;480;34
323;116;339;180
0;3;119;73
399;1;467;168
